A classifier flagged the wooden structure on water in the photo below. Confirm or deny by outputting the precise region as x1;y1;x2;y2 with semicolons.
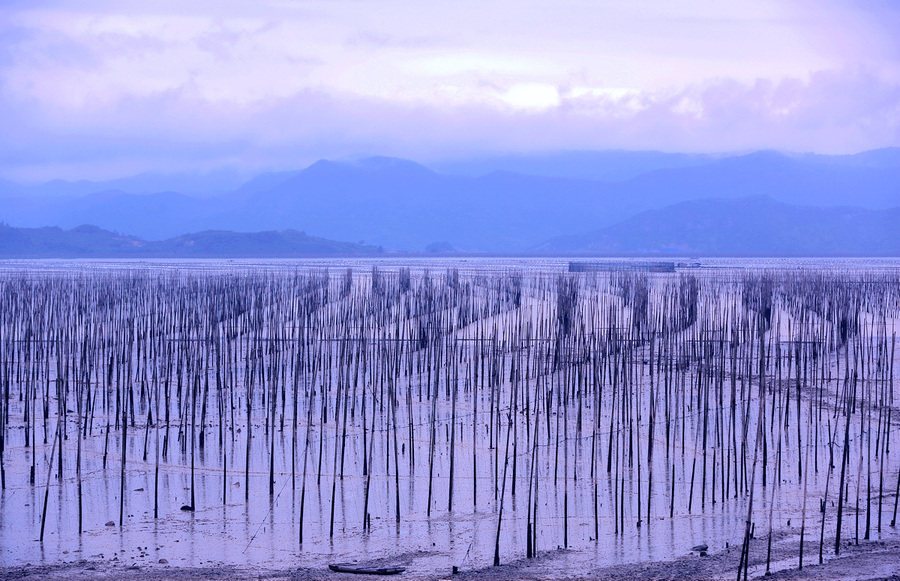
568;260;676;273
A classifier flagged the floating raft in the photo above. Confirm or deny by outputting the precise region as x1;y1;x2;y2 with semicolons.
328;563;406;575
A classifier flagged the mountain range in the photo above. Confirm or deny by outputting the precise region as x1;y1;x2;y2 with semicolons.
536;196;900;255
0;224;382;258
1;148;898;254
1;196;897;257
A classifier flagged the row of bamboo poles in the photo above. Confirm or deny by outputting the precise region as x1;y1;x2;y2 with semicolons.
0;265;897;574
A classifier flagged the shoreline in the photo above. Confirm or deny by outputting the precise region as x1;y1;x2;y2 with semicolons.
4;531;899;581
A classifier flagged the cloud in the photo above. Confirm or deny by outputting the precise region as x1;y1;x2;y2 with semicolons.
0;1;897;179
2;66;897;181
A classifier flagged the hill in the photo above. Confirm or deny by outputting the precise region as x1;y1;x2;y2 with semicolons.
533;197;900;256
0;224;382;258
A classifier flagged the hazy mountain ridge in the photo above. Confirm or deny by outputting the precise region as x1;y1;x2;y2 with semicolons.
0;149;897;252
533;196;900;255
0;224;382;258
2;196;896;257
235;159;619;251
431;147;900;180
430;150;721;181
0;169;248;199
617;150;899;209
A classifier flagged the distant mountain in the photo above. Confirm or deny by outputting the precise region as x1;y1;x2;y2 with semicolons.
430;147;900;181
0;168;249;199
225;170;302;200
796;147;900;169
612;150;900;209
0;149;897;252
429;150;719;181
0;189;214;241
0;224;149;258
3;197;896;258
156;229;381;257
226;157;624;252
0;224;382;258
533;196;900;255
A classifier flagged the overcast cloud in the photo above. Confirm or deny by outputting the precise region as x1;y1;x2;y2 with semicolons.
0;0;898;180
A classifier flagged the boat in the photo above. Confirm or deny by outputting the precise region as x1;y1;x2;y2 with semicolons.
328;563;406;575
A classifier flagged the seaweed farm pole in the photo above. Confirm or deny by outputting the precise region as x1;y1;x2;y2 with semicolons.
362;384;378;532
819;416;836;565
765;343;786;577
76;369;84;534
39;419;60;543
448;341;458;512
56;342;66;480
890;332;899;528
426;342;439;517
361;330;369;479
563;344;570;548
0;360;5;491
390;373;401;525
861;358;870;543
737;322;766;581
190;368;198;511
799;379;813;569
245;338;254;502
219;330;228;507
214;327;227;506
526;365;542;559
893;430;900;527
472;353;478;508
269;331;278;497
670;461;676;519
835;371;856;555
876;336;889;534
155;361;161;518
592;335;602;540
298;343;317;545
493;408;514;567
878;404;889;533
291;327;301;492
0;324;7;491
328;366;343;538
120;362;128;527
646;331;656;527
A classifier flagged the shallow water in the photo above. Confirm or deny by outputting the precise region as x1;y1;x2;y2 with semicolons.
0;258;897;577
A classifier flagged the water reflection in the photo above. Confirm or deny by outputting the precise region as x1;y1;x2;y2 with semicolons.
0;259;897;579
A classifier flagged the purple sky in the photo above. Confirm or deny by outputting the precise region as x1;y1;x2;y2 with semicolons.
1;0;898;181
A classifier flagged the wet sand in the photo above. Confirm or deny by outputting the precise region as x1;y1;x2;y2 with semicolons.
4;531;899;581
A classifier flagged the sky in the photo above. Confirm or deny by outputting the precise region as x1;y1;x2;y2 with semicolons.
0;0;898;181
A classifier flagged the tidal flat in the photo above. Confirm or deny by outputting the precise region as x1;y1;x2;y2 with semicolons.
0;258;898;580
